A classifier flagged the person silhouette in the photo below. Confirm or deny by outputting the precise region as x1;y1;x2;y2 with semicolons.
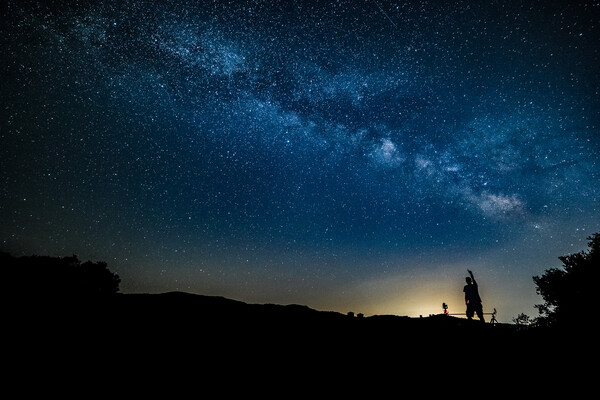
464;269;485;322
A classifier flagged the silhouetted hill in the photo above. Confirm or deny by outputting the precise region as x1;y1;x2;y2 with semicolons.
6;247;593;392
13;289;512;342
10;289;592;392
97;291;510;335
13;289;515;335
19;290;520;349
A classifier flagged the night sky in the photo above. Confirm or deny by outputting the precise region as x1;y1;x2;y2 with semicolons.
2;0;599;321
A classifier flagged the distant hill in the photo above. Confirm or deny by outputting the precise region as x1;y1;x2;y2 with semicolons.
5;248;594;387
20;290;518;346
6;249;590;389
14;289;513;337
93;291;509;331
10;289;587;386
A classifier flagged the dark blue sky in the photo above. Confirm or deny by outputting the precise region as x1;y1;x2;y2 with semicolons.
2;0;599;320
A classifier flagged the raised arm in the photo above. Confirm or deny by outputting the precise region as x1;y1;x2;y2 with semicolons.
467;269;476;284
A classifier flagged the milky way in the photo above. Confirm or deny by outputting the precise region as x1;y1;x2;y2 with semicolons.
2;1;599;319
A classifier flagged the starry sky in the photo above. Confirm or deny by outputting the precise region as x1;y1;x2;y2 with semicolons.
2;0;599;321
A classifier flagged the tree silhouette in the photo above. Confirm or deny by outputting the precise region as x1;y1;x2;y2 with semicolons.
533;233;599;327
2;252;120;299
512;313;531;326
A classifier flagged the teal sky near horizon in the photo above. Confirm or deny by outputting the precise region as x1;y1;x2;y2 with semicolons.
2;1;599;321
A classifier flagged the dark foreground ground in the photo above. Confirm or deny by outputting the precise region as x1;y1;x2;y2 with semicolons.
7;292;593;394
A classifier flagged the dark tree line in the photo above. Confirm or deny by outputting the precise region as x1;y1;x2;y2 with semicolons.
2;252;120;299
533;233;599;327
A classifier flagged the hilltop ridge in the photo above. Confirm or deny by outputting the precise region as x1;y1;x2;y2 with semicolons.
22;290;517;345
10;289;582;387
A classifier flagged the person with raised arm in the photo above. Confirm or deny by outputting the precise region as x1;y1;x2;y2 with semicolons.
464;269;485;322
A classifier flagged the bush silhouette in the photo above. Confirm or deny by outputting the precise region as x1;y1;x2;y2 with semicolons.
533;233;599;327
2;252;120;299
